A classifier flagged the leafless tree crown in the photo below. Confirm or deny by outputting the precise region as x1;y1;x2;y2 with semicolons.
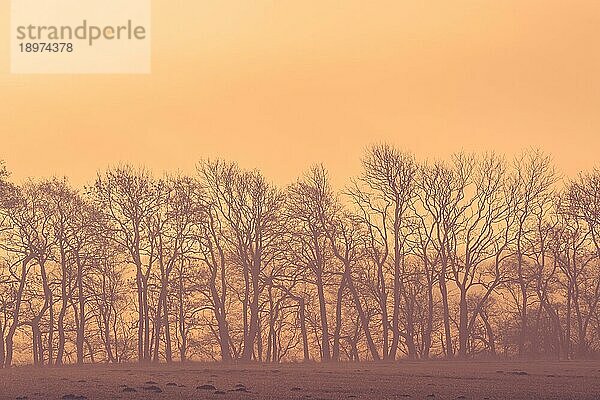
1;146;599;366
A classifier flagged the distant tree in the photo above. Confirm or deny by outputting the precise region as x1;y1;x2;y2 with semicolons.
286;165;337;362
348;144;418;359
93;166;165;363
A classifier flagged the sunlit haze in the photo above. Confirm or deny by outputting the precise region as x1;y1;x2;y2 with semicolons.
1;1;599;186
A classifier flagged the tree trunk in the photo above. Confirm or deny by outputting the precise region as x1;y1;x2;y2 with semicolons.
56;246;69;366
76;255;85;365
332;275;346;361
346;269;380;361
298;298;310;362
39;260;54;366
315;272;331;361
458;288;468;359
5;256;32;368
423;275;435;359
136;263;144;362
163;293;172;363
242;261;260;361
439;260;453;358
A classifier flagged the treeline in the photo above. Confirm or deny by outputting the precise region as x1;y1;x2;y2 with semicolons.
1;145;600;366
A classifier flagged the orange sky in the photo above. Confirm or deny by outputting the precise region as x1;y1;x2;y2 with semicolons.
1;1;599;187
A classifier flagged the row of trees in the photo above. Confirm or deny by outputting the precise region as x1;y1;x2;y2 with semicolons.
1;145;600;366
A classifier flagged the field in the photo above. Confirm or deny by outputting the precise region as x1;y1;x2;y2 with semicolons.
0;361;599;400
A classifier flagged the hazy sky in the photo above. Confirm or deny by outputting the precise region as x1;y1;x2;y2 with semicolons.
1;1;599;187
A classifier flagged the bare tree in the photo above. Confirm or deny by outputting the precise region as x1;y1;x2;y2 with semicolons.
93;166;164;363
348;144;418;359
286;165;337;361
200;160;283;361
0;148;599;365
505;150;557;357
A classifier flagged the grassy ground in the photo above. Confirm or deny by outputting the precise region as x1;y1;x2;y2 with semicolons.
0;360;599;399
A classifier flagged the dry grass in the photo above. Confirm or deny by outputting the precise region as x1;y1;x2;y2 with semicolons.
0;360;599;399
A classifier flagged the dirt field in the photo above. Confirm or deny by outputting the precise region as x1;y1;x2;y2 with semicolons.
0;361;599;400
